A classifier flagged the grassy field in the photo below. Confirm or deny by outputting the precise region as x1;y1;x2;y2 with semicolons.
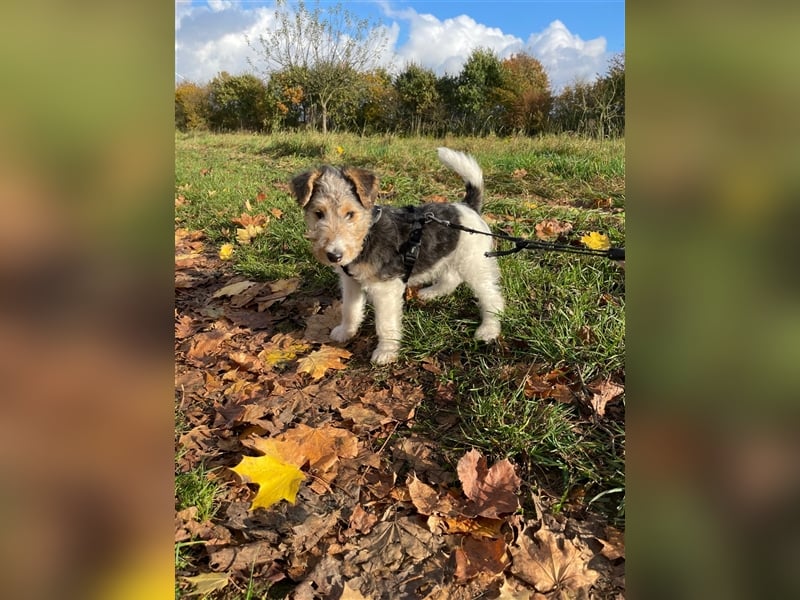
175;130;625;597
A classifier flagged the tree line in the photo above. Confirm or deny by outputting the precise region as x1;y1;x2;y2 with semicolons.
176;1;623;138
176;50;623;138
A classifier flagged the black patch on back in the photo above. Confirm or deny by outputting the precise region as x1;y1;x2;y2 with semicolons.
348;203;465;280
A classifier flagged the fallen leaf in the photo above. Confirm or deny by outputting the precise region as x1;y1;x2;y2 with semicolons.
509;525;599;594
457;449;521;518
304;303;341;342
230;450;305;511
534;219;573;241
427;515;504;538
270;207;284;219
182;572;230;596
512;168;528;179
231;212;269;228
599;525;625;561
256;191;267;202
219;243;234;260
340;581;369;600
236;224;265;245
297;345;352;380
212;280;257;299
588;379;624;417
257;334;311;368
580;231;611;250
454;536;508;582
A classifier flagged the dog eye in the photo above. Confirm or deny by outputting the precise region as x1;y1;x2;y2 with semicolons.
345;211;354;220
314;210;324;219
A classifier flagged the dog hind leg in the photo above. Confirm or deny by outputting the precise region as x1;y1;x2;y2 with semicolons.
418;271;462;300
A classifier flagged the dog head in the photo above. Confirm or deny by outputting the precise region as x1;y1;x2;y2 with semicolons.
290;165;379;266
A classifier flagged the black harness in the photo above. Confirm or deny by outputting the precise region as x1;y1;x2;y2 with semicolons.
341;205;426;284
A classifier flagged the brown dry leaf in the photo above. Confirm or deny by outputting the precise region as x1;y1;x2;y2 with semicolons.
182;572;230;596
588;379;624;417
276;423;359;492
347;505;378;535
185;329;233;364
270;207;284;219
457;449;521;518
534;219;573;241
599;525;625;561
454;536;508;582
408;475;446;516
338;403;385;430
291;510;341;554
175;314;198;339
207;540;281;572
348;515;440;570
227;351;263;373
304;302;341;343
512;168;528;179
497;577;536;599
509;526;599;594
296;345;352;380
393;437;455;485
425;194;448;203
340;582;369;600
212;280;257;299
428;515;504;538
231;212;269;228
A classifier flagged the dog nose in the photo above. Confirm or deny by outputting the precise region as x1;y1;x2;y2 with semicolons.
326;250;343;263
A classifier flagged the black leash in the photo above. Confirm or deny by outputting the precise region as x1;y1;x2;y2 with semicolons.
423;212;625;261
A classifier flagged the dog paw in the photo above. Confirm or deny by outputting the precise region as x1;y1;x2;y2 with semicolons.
417;287;442;301
371;345;399;365
475;321;501;342
330;325;356;343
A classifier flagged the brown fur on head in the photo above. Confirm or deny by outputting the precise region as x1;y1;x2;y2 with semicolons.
290;166;378;208
290;165;380;267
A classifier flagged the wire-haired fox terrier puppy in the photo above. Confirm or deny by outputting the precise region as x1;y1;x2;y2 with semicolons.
290;148;504;365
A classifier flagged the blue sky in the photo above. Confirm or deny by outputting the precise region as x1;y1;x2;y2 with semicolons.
176;0;624;91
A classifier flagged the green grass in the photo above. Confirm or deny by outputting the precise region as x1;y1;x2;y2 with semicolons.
175;130;625;529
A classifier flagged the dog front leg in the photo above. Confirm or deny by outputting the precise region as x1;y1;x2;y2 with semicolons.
330;272;365;343
368;279;405;365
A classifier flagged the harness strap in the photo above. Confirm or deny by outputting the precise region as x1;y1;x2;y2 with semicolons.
399;219;425;283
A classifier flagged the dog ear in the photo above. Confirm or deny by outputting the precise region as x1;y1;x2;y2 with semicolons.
290;169;321;208
341;166;378;208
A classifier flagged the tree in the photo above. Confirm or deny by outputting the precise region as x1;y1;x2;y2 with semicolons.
550;54;624;138
455;48;504;135
175;81;210;131
497;53;552;135
394;64;440;136
207;72;272;132
354;68;398;134
249;0;389;134
592;53;625;137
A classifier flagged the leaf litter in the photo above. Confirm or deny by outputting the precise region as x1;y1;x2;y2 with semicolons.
175;227;625;598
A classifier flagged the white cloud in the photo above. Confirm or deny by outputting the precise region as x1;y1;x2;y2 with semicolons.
391;11;522;76
175;3;614;91
525;20;609;91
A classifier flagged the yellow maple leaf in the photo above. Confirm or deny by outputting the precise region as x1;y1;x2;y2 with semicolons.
580;231;611;250
231;452;305;510
219;243;234;260
257;335;310;367
296;345;352;380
